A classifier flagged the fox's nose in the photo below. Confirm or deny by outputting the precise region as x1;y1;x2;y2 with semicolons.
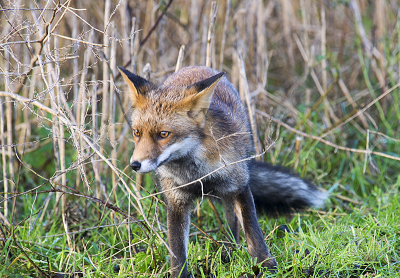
130;161;141;171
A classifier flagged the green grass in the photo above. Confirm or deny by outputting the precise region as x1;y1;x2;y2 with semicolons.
1;140;400;277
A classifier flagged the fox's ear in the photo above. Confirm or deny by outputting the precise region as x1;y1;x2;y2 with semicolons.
118;67;154;107
188;72;225;110
184;72;224;126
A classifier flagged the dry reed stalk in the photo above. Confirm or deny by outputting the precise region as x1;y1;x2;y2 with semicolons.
135;13;144;73
201;14;208;66
233;4;246;73
75;67;84;190
72;12;79;116
320;4;332;127
294;136;302;169
120;0;131;63
91;75;106;200
4;48;14;209
313;4;333;128
143;63;151;80
238;52;262;161
101;0;111;155
219;0;230;71
175;45;185;72
281;0;295;67
150;0;158;69
375;0;386;90
300;0;310;61
158;17;166;60
190;0;200;66
25;70;36;148
231;48;239;92
1;50;7;219
15;52;23;150
211;23;217;69
393;12;400;88
25;67;36;141
52;36;67;219
18;48;30;154
248;0;257;74
256;0;265;82
130;17;137;73
320;5;327;92
143;0;154;68
110;25;118;199
75;31;91;193
0;97;7;218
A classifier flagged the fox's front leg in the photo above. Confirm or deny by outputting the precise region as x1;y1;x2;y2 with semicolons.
234;185;277;270
167;201;191;278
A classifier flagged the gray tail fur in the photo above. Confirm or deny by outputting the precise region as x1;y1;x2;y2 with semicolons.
248;160;327;216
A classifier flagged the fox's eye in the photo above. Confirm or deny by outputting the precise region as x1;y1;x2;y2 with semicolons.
159;131;170;138
133;129;140;137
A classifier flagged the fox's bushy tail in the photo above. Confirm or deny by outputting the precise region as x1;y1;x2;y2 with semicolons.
249;160;327;216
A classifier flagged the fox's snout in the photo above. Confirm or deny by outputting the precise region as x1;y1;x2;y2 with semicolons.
130;161;141;171
129;155;158;173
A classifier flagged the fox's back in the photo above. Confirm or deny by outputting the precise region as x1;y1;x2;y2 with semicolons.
163;66;253;157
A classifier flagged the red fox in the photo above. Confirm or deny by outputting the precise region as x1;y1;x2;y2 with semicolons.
118;66;327;277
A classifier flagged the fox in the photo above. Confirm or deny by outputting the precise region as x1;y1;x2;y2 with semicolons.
118;66;327;278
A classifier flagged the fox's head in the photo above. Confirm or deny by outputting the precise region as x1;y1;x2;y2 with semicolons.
118;67;224;173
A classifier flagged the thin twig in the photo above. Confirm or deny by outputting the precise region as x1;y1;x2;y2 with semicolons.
206;2;218;68
175;45;185;72
191;222;221;247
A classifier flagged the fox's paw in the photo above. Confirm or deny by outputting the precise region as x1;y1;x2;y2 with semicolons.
261;256;277;273
240;259;277;278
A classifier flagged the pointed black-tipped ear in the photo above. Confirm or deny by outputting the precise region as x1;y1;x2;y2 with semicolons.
187;72;225;111
182;72;224;126
189;72;225;94
118;66;155;107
